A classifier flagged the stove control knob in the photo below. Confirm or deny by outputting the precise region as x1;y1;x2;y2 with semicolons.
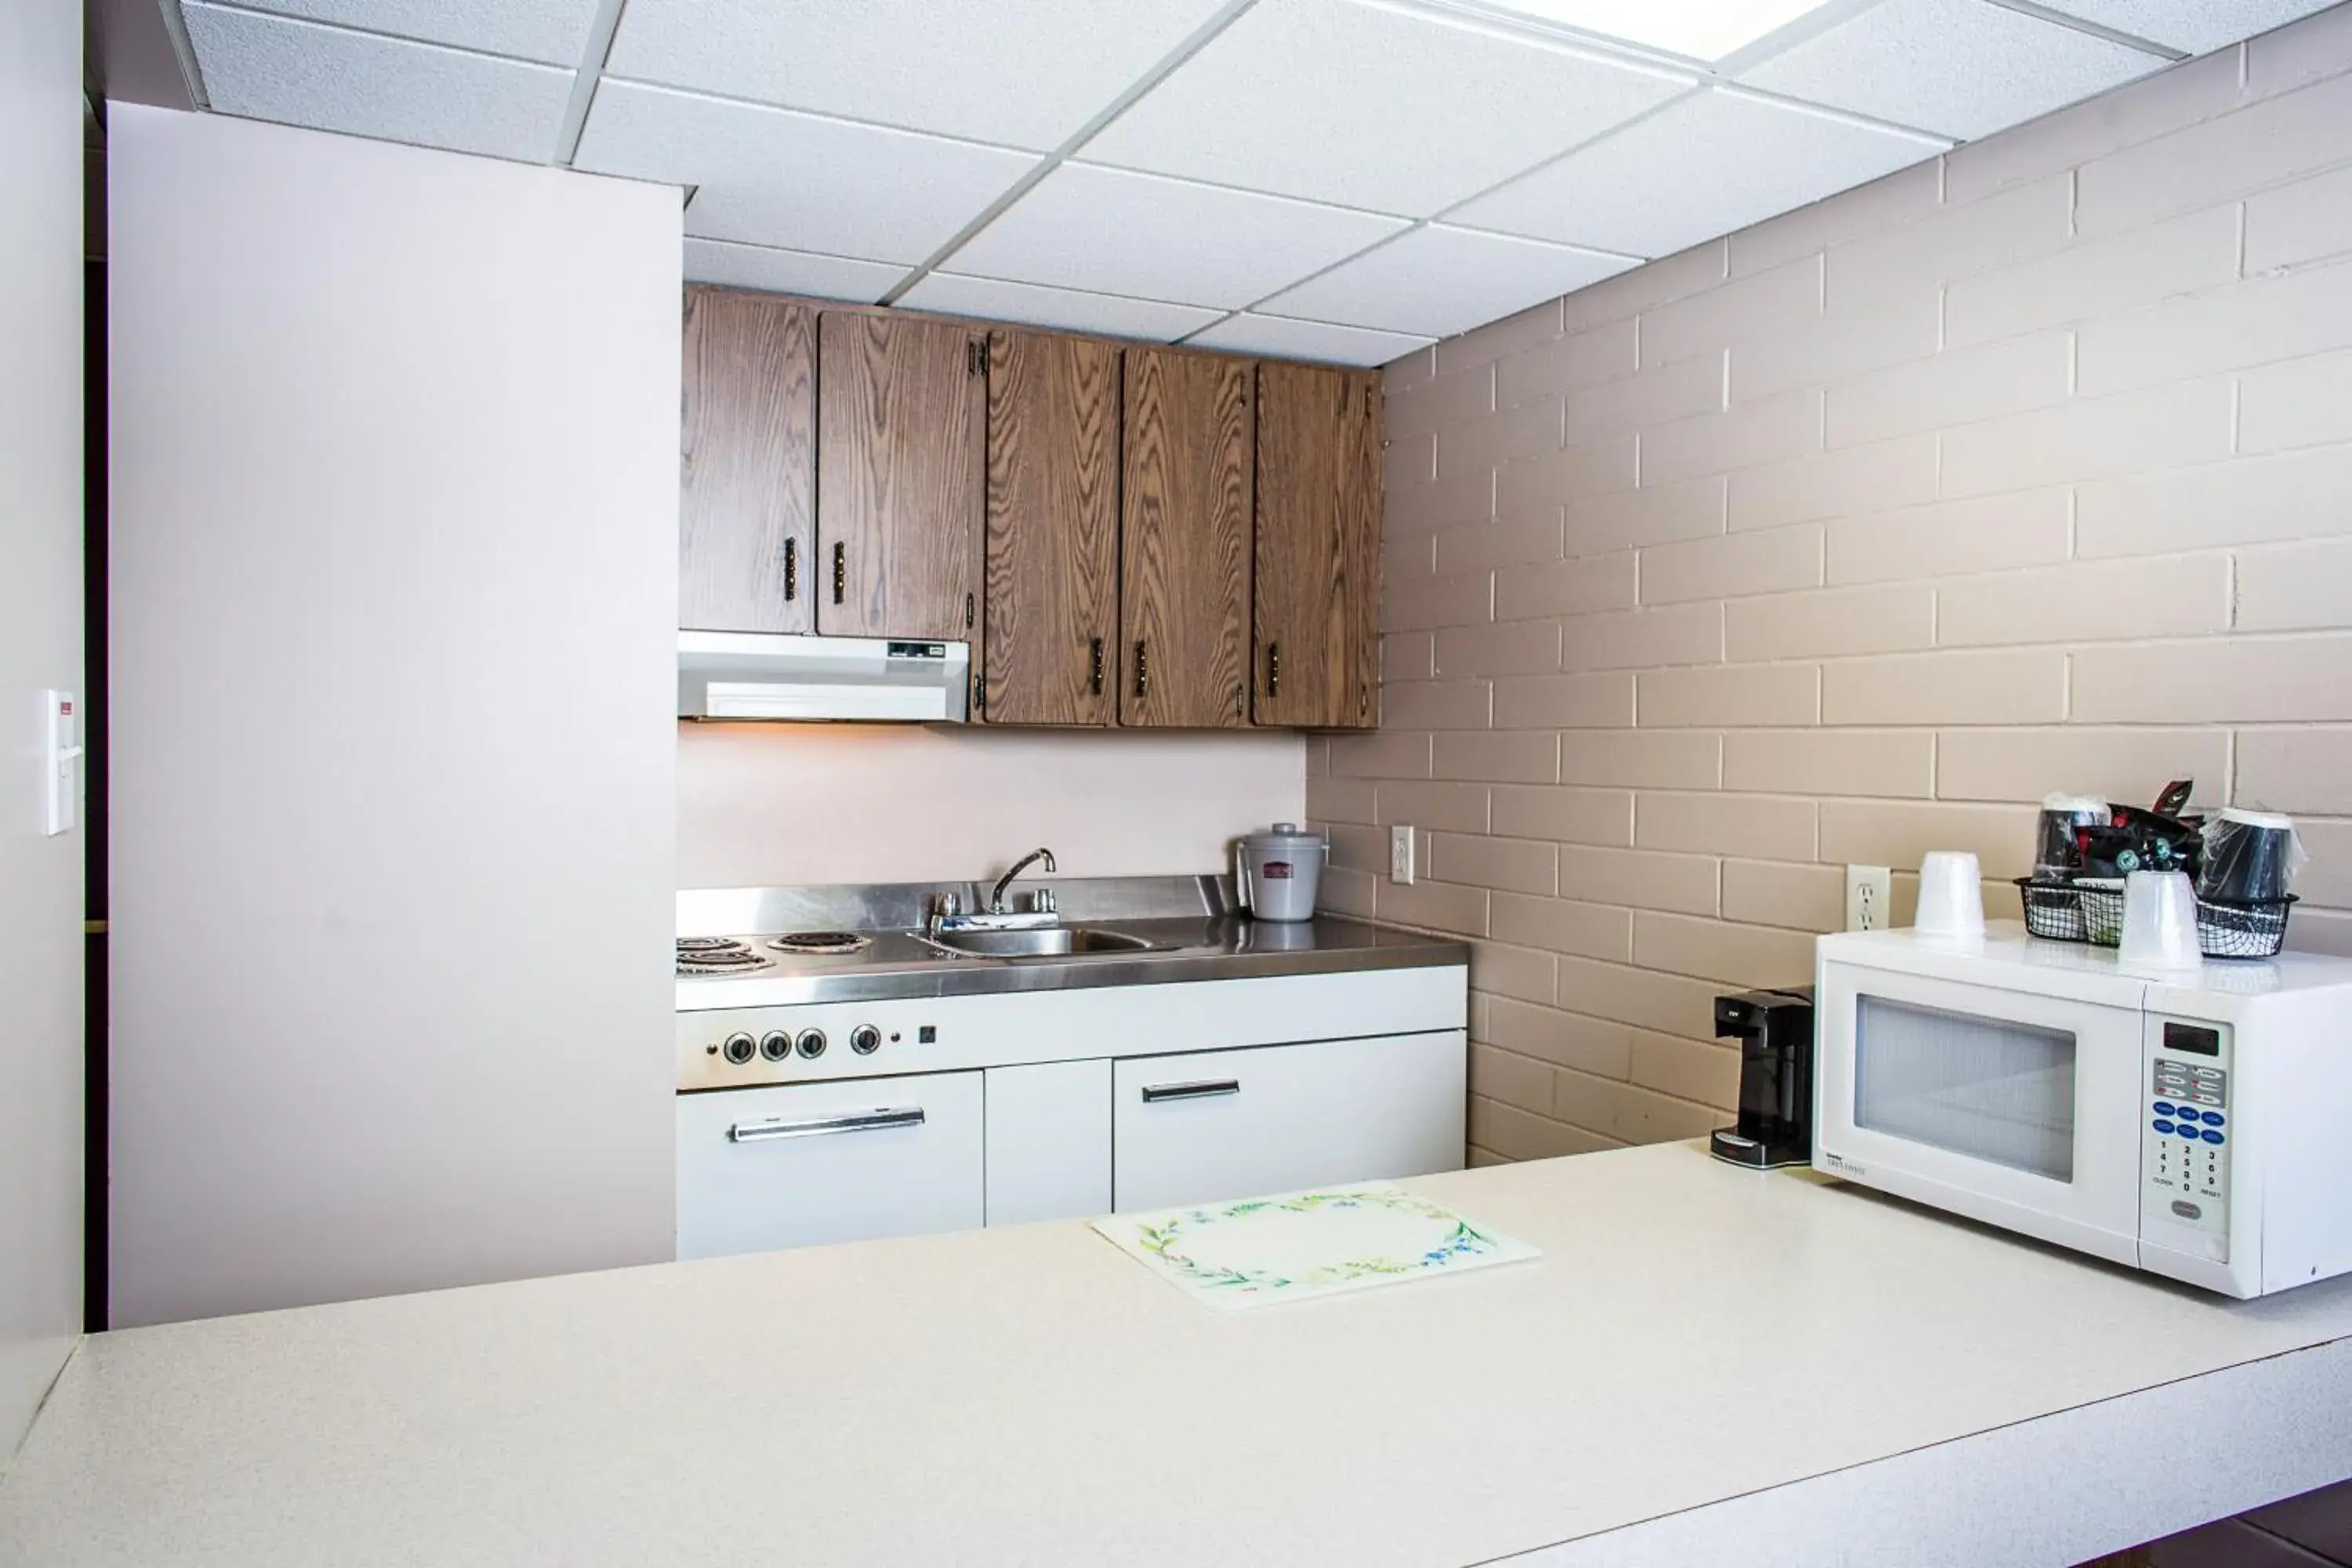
850;1024;881;1055
795;1029;827;1059
722;1033;756;1065
759;1031;791;1062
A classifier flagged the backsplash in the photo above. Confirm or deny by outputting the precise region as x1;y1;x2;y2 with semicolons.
1316;8;2352;1168
679;723;1304;887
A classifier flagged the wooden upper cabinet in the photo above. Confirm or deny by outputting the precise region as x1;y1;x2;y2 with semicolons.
679;287;815;633
816;312;984;641
980;329;1121;727
1119;347;1253;729
1252;361;1381;730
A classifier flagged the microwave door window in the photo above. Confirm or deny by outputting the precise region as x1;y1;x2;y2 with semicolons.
1853;996;2076;1181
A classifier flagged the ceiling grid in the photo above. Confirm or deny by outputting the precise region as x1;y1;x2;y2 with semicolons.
154;0;2339;363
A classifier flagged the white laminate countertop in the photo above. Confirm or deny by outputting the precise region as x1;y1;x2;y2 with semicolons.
8;1143;2352;1567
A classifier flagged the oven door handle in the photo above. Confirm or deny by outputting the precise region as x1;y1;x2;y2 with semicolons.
1141;1080;1241;1103
727;1108;925;1143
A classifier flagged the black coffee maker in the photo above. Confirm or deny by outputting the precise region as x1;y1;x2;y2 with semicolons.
1708;987;1816;1169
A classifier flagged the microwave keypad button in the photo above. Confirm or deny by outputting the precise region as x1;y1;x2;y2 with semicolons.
2153;1119;2176;1134
2201;1129;2224;1145
2153;1100;2177;1116
2201;1111;2224;1127
2172;1200;2202;1220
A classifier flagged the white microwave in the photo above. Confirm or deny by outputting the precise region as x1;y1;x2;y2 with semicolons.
1815;925;2352;1298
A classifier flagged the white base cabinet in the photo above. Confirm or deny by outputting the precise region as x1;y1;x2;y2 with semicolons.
675;967;1468;1260
983;1061;1112;1225
1112;1030;1466;1213
676;1073;983;1260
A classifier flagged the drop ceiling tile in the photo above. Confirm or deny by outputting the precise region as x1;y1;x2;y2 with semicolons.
575;83;1038;263
604;0;1231;151
1185;314;1434;366
684;241;908;303
1739;0;2165;141
1259;223;1637;338
897;274;1222;341
1083;0;1687;217
1461;0;1839;62
1451;89;1941;259
945;163;1410;310
2032;0;2339;53
211;0;600;65
183;4;573;163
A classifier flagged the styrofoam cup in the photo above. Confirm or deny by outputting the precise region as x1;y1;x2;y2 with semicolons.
1916;851;1985;937
2121;869;2201;968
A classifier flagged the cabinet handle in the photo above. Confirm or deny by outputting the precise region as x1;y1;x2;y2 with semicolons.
1142;1080;1240;1103
783;538;798;601
966;591;975;630
1089;637;1105;696
833;542;846;606
727;1108;925;1142
1133;640;1149;700
1268;641;1281;698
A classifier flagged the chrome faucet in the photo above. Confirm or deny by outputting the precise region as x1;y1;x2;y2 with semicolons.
990;847;1058;914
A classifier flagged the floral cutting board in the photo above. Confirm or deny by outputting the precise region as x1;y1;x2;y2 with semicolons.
1091;1183;1539;1311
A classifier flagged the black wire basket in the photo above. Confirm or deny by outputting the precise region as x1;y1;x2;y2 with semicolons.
2195;894;2299;959
2016;878;2088;942
2013;877;2296;959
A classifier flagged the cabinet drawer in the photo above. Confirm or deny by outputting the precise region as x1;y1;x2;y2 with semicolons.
1112;1030;1465;1213
676;1073;982;1261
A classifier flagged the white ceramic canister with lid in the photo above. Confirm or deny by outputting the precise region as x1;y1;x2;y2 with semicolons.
1235;822;1327;922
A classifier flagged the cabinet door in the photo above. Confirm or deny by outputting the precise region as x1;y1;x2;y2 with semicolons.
1112;1030;1465;1213
680;287;815;633
982;330;1120;726
1120;347;1253;728
817;312;984;640
1254;361;1381;728
675;1073;984;1260
985;1059;1112;1225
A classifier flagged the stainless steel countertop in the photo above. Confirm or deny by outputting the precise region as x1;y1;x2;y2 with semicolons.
675;913;1467;1011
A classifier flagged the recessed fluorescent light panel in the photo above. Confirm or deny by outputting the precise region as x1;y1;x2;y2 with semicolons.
1456;0;1838;61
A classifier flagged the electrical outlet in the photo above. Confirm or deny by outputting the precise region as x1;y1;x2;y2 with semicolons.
1846;865;1892;932
1390;825;1416;886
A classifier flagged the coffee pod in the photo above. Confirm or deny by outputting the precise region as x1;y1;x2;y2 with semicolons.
2198;809;2304;902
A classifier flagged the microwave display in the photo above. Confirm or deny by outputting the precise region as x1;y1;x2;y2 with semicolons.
2164;1022;2223;1057
1853;995;2077;1181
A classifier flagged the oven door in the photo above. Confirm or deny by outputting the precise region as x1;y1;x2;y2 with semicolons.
1814;961;2143;1266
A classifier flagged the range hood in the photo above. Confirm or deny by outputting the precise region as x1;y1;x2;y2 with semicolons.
677;632;970;722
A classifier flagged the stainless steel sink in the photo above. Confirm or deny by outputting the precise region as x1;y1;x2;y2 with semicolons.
920;926;1156;960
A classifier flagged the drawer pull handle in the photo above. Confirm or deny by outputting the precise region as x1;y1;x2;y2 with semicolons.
1141;1080;1240;1103
783;537;798;601
728;1108;925;1142
833;541;847;605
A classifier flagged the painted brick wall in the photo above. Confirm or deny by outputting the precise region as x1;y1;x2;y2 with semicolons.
1307;7;2352;1167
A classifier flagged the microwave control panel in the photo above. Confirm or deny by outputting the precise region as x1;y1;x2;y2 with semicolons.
2142;1020;2232;1260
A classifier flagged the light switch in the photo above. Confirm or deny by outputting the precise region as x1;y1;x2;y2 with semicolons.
45;689;82;837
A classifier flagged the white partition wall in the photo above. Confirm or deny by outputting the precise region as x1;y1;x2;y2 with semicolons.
107;107;680;1326
0;0;86;1454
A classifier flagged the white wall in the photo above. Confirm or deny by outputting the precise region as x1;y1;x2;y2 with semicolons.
0;0;85;1460
678;724;1305;887
108;108;680;1326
